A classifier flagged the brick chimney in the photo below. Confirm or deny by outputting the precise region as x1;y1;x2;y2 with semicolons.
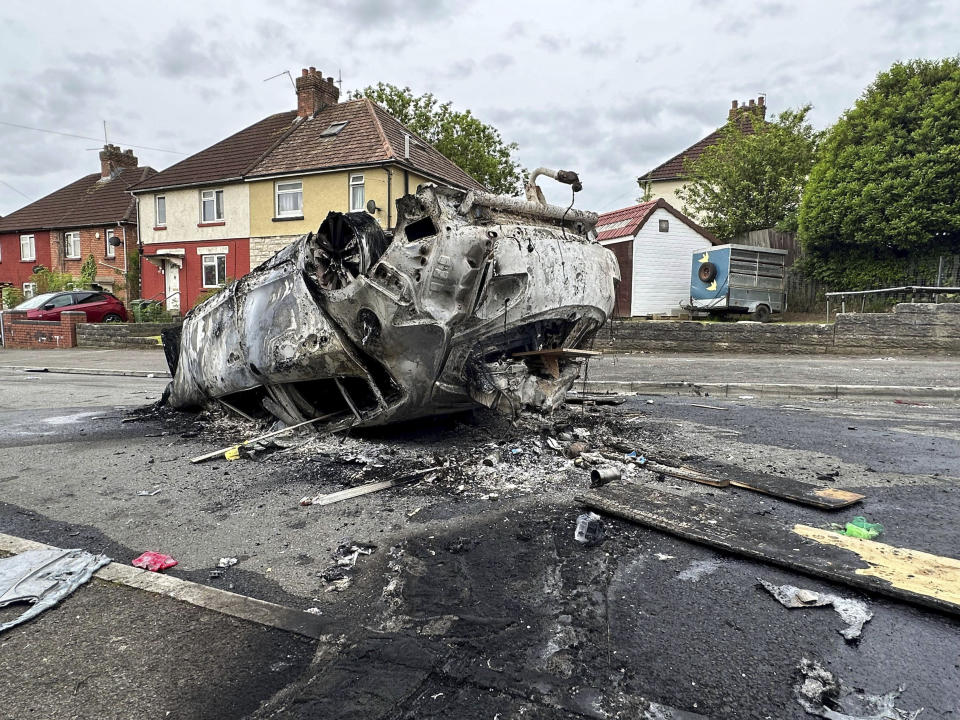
99;144;138;179
727;96;766;126
296;67;340;118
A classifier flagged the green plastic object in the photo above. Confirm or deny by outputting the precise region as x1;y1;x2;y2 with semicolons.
842;516;883;540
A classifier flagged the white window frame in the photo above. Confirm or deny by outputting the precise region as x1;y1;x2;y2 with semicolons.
275;180;303;218
22;282;37;299
105;229;116;259
64;231;81;259
201;254;227;288
20;234;36;262
155;195;166;227
200;189;224;223
349;174;365;212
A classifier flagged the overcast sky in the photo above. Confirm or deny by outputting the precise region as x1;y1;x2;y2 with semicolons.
0;0;957;216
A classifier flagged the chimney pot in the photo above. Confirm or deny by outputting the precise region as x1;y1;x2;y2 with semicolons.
301;68;308;77
99;144;138;179
758;96;765;106
748;98;756;107
296;63;341;118
732;100;738;109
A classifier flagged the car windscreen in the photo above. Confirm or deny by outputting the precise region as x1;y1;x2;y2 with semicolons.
14;292;58;310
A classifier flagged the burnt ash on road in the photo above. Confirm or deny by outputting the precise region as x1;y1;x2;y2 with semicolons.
0;368;958;719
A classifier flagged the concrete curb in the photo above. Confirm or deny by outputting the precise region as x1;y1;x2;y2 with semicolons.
0;365;171;379
0;532;325;640
580;380;960;402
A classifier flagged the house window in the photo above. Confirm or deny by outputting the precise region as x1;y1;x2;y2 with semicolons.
275;181;303;217
22;282;37;299
349;174;365;212
202;254;227;287
659;219;669;233
64;231;81;259
20;234;35;261
319;121;349;137
200;189;224;222
156;196;166;226
105;229;116;259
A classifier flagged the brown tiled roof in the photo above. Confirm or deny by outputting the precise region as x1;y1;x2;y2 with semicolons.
639;117;762;182
129;111;299;192
246;99;486;192
0;166;156;233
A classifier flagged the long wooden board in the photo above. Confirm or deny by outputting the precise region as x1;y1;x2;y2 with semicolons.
730;474;864;509
577;483;960;616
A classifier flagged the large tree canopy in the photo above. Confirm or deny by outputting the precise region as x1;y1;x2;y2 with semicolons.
357;83;524;195
675;105;820;240
798;58;960;287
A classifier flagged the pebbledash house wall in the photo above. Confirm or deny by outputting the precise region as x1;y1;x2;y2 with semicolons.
0;230;53;292
137;182;251;311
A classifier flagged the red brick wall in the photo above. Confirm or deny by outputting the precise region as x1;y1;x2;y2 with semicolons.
52;223;138;277
1;310;86;349
607;239;633;317
141;238;250;312
0;231;53;290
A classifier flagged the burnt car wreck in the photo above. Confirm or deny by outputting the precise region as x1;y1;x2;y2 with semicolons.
161;171;620;431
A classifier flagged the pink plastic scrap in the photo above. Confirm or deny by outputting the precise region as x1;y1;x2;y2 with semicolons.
132;551;178;572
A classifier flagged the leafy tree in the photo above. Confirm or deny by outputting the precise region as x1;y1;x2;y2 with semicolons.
29;267;75;294
2;286;23;309
676;105;821;240
80;254;98;288
798;58;960;287
356;83;524;195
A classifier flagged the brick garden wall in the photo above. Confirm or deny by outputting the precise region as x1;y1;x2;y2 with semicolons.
596;303;960;355
76;321;180;349
0;310;87;349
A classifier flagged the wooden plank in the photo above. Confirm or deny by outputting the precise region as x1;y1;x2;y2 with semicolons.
577;483;960;616
730;474;864;509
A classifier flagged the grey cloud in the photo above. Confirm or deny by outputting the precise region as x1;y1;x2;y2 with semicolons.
485;53;515;72
154;26;232;79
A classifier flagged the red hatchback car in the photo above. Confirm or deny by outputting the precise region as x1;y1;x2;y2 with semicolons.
17;291;128;323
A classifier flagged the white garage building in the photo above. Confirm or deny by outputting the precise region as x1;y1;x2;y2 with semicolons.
597;199;720;317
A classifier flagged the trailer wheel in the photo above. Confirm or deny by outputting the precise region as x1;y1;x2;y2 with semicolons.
698;262;717;283
752;304;771;323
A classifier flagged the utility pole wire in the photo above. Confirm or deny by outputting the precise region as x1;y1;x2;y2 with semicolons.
0;179;32;199
0;120;185;154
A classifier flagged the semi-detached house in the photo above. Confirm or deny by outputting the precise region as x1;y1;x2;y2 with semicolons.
129;67;485;313
0;146;155;301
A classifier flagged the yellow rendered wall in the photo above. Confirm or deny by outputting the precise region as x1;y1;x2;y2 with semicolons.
249;168;391;237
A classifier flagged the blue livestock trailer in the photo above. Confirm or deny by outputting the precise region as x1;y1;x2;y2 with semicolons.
689;244;787;322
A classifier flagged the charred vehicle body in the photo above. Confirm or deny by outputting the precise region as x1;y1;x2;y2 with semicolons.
162;172;620;430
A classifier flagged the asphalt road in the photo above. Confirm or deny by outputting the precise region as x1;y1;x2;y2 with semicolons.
0;367;958;718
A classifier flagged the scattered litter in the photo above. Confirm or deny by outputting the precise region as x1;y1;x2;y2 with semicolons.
305;607;322;615
574;512;606;546
545;437;563;452
759;579;873;641
677;559;721;582
690;404;728;411
217;557;238;569
836;516;884;540
894;399;929;407
136;488;162;496
738;395;755;400
564;441;588;459
590;466;621;487
0;548;111;633
646;399;655;405
191;415;332;464
795;657;923;719
655;553;676;561
132;551;178;572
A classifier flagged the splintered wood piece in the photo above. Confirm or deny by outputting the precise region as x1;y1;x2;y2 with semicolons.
644;461;729;488
512;348;601;358
577;483;960;616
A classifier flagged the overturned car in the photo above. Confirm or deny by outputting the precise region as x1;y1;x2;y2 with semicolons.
162;173;620;430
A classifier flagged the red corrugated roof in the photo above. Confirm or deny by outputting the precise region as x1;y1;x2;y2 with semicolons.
596;199;721;245
595;201;658;242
